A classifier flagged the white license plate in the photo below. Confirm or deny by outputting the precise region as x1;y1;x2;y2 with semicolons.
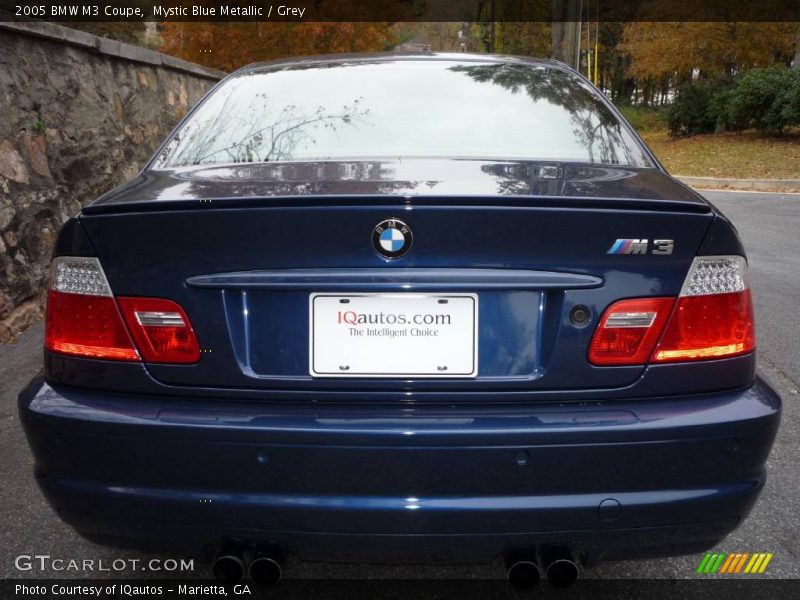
310;293;478;377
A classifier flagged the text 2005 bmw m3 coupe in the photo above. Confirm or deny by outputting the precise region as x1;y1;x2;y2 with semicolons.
20;54;780;587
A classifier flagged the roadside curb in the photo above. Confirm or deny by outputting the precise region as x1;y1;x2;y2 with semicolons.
676;175;800;192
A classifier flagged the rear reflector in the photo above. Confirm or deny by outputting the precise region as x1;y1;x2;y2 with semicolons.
588;298;675;365
589;255;755;366
117;297;201;364
45;257;139;361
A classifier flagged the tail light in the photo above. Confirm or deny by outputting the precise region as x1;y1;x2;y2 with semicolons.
588;298;675;365
117;297;201;364
45;257;139;361
45;256;200;364
589;255;755;366
652;256;755;362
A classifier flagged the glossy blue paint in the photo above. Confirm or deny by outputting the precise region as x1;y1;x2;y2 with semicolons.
19;54;781;565
20;374;779;561
77;202;712;391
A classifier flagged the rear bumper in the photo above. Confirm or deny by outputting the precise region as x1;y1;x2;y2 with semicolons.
19;377;780;563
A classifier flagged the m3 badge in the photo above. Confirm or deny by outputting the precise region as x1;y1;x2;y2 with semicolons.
607;239;674;255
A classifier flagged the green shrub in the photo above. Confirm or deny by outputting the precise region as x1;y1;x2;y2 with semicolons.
618;106;666;133
723;65;800;134
666;82;723;136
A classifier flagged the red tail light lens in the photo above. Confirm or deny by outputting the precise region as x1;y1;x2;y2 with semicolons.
45;257;139;361
117;297;201;364
45;290;140;361
651;290;755;362
588;298;675;365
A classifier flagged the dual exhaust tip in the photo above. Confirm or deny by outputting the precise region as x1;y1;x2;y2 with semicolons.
213;545;578;589
506;549;579;589
212;550;283;586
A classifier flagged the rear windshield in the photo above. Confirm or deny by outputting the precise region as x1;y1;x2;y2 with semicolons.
152;60;651;168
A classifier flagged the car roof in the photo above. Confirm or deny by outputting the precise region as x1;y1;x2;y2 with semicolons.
233;52;572;76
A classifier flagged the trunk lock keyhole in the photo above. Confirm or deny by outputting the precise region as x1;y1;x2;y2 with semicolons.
570;305;591;327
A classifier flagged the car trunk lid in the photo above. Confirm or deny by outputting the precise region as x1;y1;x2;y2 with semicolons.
78;161;713;395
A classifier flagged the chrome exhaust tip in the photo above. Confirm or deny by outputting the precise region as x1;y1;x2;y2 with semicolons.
248;555;283;586
543;548;579;588
506;559;542;590
212;554;245;584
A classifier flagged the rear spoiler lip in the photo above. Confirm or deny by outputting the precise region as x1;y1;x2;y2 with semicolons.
80;195;713;216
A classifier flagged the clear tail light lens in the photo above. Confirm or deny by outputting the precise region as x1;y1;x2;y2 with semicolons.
651;256;755;362
677;256;747;297
45;257;139;361
117;297;201;364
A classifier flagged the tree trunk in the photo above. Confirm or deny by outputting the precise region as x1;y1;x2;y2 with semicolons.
794;24;800;69
551;0;582;68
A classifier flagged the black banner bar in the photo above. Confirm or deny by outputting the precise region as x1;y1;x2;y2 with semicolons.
4;579;800;600
1;0;800;23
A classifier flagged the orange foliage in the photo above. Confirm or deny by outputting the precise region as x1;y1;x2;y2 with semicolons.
160;22;397;71
621;22;796;80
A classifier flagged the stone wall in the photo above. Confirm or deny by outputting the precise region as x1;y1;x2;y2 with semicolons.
0;21;224;341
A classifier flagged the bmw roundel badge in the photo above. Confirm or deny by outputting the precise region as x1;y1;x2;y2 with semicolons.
372;219;413;259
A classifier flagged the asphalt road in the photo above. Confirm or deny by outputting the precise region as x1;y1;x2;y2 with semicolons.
1;190;798;583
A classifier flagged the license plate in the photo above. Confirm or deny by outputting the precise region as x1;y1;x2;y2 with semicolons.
310;293;478;377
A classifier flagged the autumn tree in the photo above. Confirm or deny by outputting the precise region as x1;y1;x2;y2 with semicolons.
622;22;795;83
160;22;397;72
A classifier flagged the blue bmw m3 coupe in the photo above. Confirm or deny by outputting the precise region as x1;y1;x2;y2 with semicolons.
19;54;781;587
